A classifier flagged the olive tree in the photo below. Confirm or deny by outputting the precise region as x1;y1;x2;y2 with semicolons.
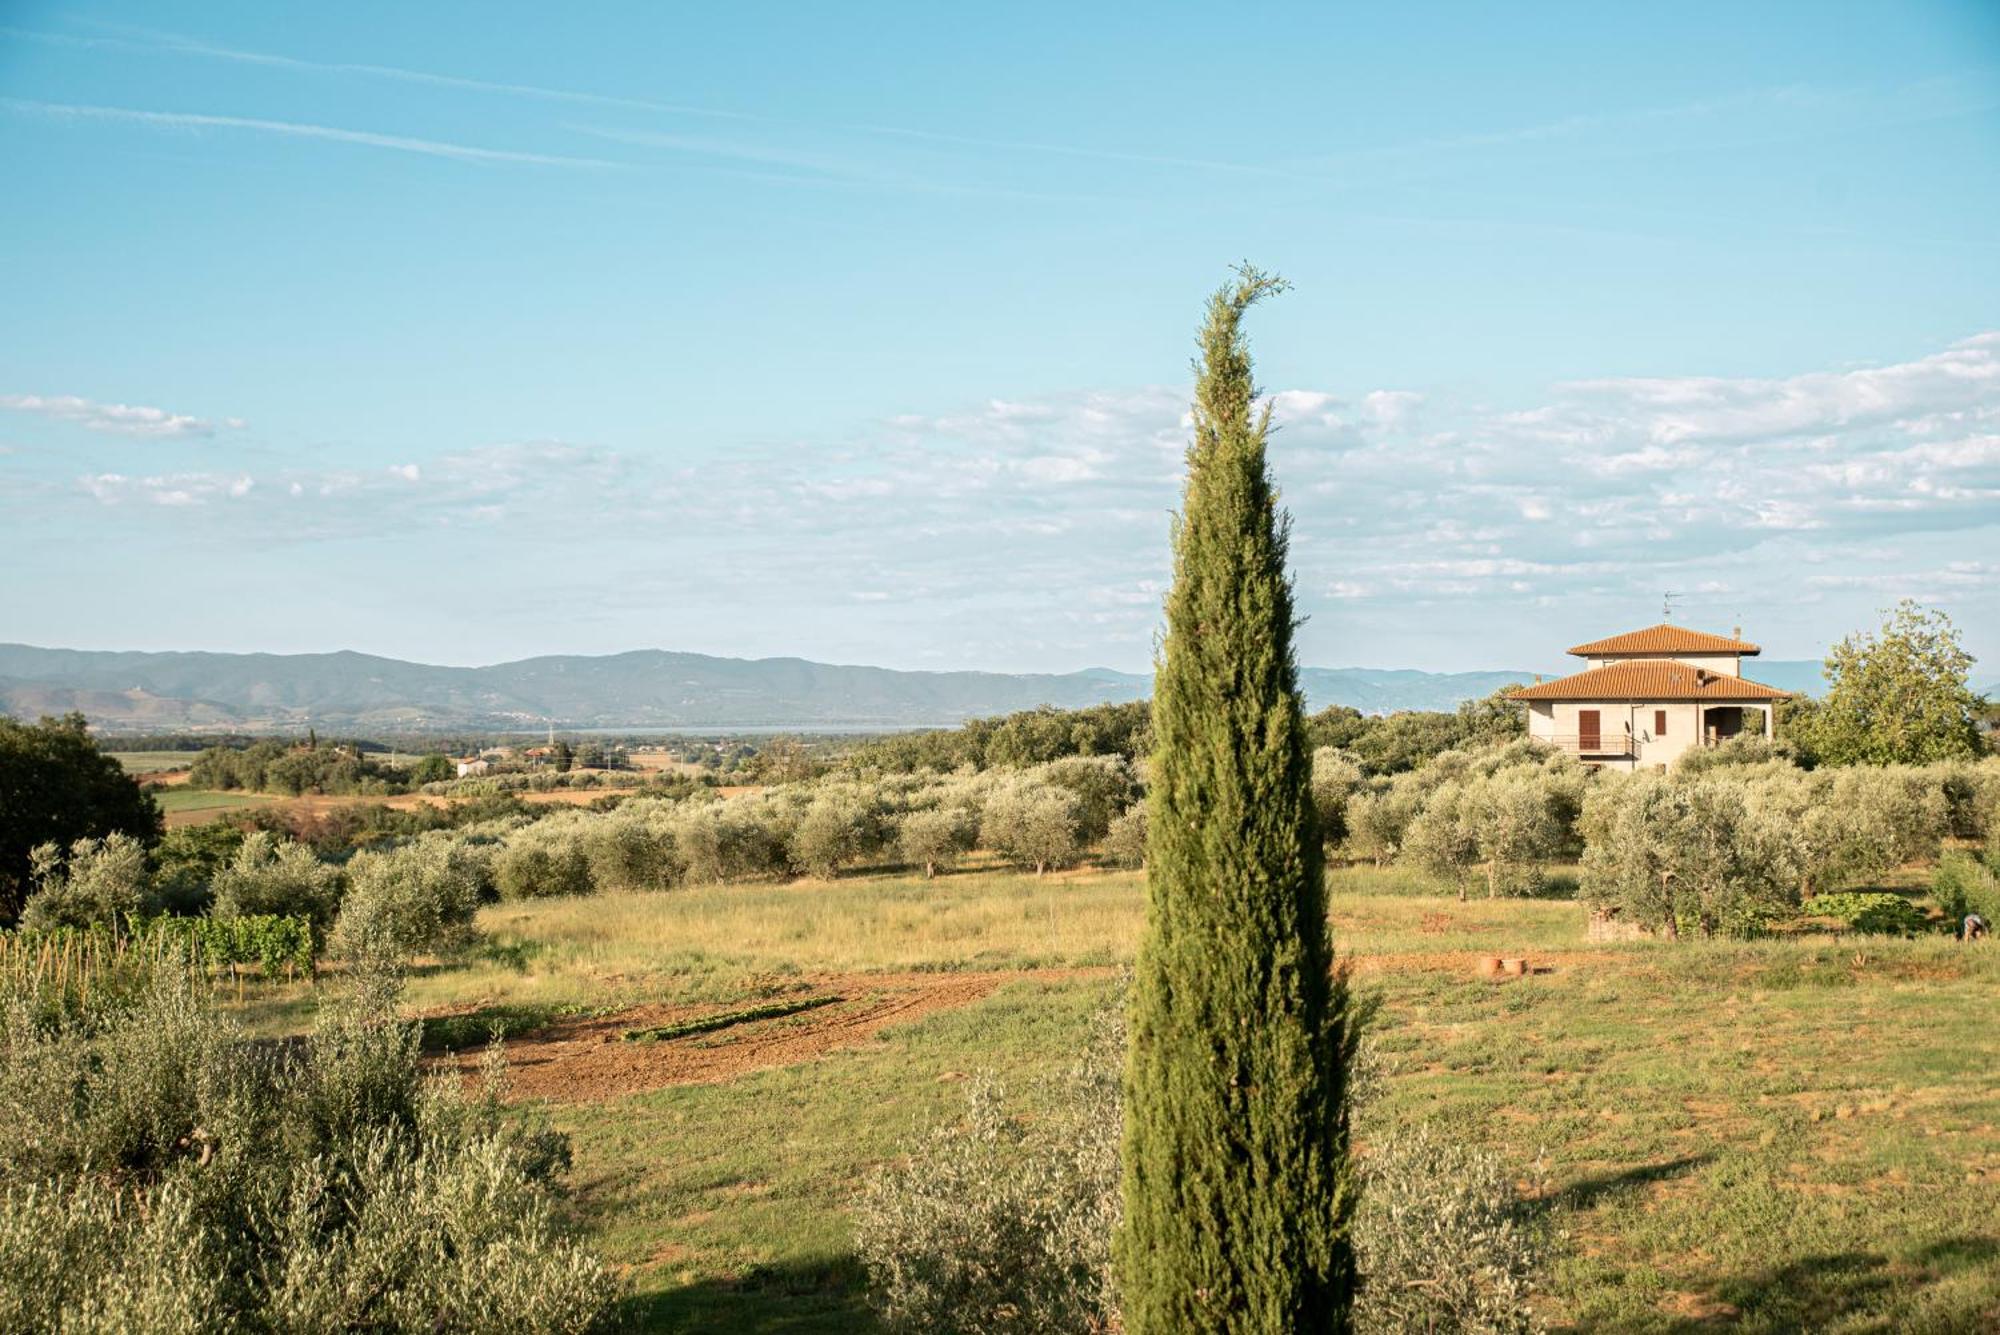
1581;776;1790;938
897;807;977;879
211;832;344;928
981;779;1082;875
19;833;154;931
1400;781;1481;900
331;834;489;961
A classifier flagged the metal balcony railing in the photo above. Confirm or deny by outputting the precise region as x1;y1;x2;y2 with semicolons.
1547;733;1635;757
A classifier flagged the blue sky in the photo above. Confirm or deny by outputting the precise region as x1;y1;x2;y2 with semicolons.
2;1;1996;677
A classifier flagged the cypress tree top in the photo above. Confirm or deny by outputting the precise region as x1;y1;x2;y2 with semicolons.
1117;266;1356;1334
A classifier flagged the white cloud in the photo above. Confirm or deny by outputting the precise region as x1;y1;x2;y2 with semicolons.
39;333;2000;666
82;471;252;505
2;392;218;438
4;99;617;168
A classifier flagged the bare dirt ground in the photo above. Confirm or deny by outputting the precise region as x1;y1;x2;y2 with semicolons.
430;950;1605;1104
431;967;1106;1103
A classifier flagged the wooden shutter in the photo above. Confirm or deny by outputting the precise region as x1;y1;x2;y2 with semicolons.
1655;709;1667;737
1578;710;1601;751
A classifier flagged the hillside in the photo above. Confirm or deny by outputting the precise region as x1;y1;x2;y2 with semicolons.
0;644;1546;732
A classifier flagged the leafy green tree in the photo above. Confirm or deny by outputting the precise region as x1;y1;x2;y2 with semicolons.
1305;704;1369;753
1791;600;1984;765
1118;267;1357;1332
1310;748;1365;846
1580;775;1791;939
1462;770;1565;898
1349;711;1463;776
149;822;247;915
1456;684;1529;745
411;753;454;784
1401;780;1481;900
980;778;1083;875
20;833;155;931
1104;804;1149;869
0;713;162;923
1041;755;1139;844
896;807;976;879
789;784;887;878
210;832;344;929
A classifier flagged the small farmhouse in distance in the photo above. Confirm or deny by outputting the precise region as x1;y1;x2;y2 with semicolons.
1510;623;1791;771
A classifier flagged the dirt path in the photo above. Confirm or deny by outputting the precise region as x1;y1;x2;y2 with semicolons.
434;967;1105;1103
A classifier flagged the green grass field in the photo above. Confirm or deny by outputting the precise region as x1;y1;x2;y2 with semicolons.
153;788;267;817
105;750;201;774
238;865;2000;1333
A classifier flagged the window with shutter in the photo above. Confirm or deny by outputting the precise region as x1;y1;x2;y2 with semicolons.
1655;709;1667;736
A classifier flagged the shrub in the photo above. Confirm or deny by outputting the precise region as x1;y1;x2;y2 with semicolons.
129;913;315;977
0;960;618;1330
1354;1124;1549;1335
19;833;154;931
210;831;345;929
1930;852;2000;932
859;997;1550;1335
332;834;489;962
1802;891;1928;936
856;1009;1122;1334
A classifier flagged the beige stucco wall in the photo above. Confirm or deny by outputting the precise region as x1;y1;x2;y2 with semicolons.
1583;652;1744;676
1522;699;1772;772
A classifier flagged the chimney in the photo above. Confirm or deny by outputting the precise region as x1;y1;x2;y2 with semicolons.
1533;673;1542;684
1732;624;1742;641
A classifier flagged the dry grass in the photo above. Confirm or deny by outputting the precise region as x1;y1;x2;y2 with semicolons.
220;862;2000;1332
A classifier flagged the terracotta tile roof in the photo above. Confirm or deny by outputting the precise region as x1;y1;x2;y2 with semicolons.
1508;660;1790;703
1566;623;1761;657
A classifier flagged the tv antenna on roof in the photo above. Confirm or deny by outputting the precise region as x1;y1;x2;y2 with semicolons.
1661;590;1686;620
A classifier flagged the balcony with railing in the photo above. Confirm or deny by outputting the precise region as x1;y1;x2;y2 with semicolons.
1547;732;1635;758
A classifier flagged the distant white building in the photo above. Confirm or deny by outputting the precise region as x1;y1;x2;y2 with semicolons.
1510;624;1791;772
455;758;490;778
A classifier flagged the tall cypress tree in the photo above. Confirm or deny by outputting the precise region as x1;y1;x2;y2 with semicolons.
1117;266;1357;1333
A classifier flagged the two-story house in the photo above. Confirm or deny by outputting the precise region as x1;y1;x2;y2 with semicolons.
1509;623;1790;771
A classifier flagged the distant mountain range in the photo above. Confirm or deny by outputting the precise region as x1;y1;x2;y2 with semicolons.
0;643;1575;733
0;644;1872;734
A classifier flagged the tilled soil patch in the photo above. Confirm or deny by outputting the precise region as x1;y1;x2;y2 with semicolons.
433;968;1104;1103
